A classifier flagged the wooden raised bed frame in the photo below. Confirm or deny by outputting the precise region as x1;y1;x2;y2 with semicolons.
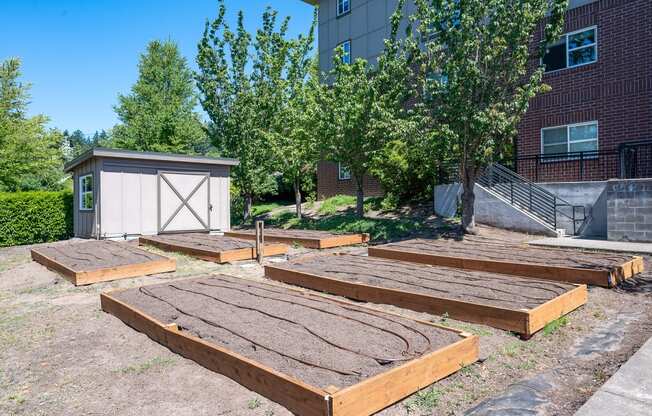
265;257;588;339
101;285;478;416
31;245;176;286
368;244;643;288
224;230;370;249
139;235;288;263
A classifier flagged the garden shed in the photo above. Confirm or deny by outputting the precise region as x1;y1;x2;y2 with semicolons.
65;148;238;239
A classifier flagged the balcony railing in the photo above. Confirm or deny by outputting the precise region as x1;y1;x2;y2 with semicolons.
515;141;652;183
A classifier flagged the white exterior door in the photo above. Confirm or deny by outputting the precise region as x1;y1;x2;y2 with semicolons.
158;171;210;233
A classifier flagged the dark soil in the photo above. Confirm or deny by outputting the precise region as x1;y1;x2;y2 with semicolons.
274;254;576;310
142;233;259;251
112;274;461;390
231;228;362;239
381;236;638;271
32;240;168;272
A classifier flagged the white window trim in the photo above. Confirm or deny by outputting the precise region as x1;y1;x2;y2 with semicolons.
336;0;350;17
338;40;351;64
79;173;93;211
540;121;599;159
338;162;351;181
544;26;598;73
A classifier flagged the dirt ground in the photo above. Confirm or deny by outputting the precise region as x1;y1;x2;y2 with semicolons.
1;227;652;416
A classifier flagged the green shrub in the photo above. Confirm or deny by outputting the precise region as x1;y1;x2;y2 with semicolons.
0;191;73;247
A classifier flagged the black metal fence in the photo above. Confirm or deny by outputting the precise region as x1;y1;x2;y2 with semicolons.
515;141;652;183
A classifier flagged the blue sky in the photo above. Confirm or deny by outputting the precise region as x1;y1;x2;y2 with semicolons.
0;1;316;135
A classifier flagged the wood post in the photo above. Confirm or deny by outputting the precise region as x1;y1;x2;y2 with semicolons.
255;220;265;264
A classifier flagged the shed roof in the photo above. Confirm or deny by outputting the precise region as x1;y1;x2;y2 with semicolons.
64;147;239;172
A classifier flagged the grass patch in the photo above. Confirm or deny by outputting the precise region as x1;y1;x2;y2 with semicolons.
252;202;286;218
317;195;356;216
405;387;442;414
267;211;425;242
118;356;175;375
247;397;262;410
7;393;26;405
543;316;569;336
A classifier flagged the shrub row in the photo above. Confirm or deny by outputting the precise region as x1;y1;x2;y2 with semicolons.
0;191;73;247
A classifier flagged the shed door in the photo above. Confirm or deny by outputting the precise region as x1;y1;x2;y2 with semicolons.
158;171;210;233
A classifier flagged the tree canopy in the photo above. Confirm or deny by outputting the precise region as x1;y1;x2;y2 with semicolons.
197;1;318;220
112;40;208;155
0;58;65;192
398;0;567;232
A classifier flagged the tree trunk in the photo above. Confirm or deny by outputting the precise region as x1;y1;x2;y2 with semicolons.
355;176;364;218
243;194;253;222
294;177;302;219
461;167;478;234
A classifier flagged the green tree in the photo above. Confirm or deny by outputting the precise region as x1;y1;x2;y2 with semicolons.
113;40;207;154
0;58;65;191
272;25;319;219
401;0;566;233
197;1;312;220
317;13;413;217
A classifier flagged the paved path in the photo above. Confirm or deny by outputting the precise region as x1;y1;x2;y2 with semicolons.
575;336;652;416
529;237;652;255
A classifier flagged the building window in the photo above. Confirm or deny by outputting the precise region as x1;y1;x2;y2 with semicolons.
541;122;598;157
338;40;351;64
543;27;597;72
337;0;350;17
79;173;94;210
338;163;351;180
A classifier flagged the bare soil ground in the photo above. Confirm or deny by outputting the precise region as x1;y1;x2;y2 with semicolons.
1;226;652;416
271;253;576;310
111;275;461;390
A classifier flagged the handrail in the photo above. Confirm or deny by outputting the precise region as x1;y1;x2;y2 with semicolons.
477;163;587;235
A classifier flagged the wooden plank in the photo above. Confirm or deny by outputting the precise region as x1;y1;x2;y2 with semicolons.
265;266;531;334
526;284;588;336
225;230;370;249
101;292;331;416
139;235;288;264
331;335;478;416
102;279;478;416
368;246;617;287
31;243;176;286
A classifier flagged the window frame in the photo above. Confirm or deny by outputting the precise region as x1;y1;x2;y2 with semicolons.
79;173;94;211
338;39;351;64
336;0;351;17
543;26;598;73
540;121;599;161
338;162;352;181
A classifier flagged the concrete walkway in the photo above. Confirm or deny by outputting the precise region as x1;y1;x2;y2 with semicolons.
529;237;652;255
575;336;652;416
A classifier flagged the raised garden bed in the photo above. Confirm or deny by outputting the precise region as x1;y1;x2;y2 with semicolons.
101;275;478;416
368;237;643;287
265;254;587;338
31;240;176;286
225;229;369;249
139;233;287;263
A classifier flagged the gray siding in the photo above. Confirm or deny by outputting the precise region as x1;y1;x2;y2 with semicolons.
316;0;598;74
72;157;101;238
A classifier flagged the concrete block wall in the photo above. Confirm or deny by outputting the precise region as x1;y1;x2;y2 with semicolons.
607;179;652;242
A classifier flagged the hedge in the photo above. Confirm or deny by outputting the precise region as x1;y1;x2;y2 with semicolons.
0;191;74;247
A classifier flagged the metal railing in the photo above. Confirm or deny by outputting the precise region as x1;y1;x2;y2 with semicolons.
515;141;652;183
477;163;586;234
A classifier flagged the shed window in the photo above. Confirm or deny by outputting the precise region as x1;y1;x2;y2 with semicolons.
543;27;597;72
79;174;94;210
337;0;350;17
338;163;351;180
542;122;598;157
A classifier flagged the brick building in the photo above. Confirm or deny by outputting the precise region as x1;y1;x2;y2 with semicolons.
302;0;652;198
